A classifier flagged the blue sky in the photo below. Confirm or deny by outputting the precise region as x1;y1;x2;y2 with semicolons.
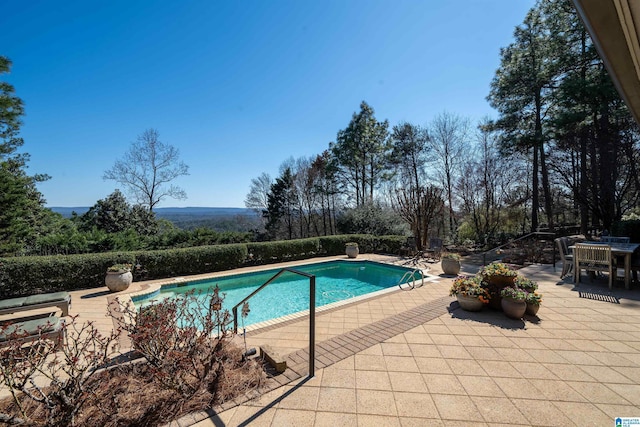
2;0;534;208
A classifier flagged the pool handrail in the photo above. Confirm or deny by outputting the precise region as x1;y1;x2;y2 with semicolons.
397;269;424;290
231;267;316;378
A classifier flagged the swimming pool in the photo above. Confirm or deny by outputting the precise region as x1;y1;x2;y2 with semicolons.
133;260;425;328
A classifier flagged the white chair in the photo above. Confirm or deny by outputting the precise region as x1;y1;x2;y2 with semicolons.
574;243;615;289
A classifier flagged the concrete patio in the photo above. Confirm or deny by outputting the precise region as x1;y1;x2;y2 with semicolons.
4;254;640;426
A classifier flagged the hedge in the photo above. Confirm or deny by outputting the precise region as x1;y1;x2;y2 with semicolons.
0;234;406;297
0;252;135;298
247;238;320;264
134;244;248;280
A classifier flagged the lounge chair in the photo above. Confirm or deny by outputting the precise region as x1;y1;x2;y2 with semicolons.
0;292;71;317
0;316;66;349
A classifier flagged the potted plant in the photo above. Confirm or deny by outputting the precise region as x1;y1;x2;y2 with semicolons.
479;262;518;310
105;263;133;292
345;242;359;258
500;286;527;319
441;252;461;276
525;291;542;316
514;276;538;292
449;276;490;311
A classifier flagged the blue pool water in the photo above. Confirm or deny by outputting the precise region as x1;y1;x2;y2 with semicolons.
134;260;422;327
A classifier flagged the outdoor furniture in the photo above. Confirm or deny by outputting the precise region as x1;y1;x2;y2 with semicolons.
571;241;640;289
400;236;417;257
0;292;71;317
601;236;631;243
0;316;66;349
424;238;443;262
574;243;614;289
555;237;573;279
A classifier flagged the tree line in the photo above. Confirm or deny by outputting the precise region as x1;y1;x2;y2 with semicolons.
247;0;640;249
2;0;640;257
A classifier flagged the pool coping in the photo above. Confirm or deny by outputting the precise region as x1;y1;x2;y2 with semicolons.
118;256;440;334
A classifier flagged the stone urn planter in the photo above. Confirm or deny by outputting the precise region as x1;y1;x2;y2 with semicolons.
441;254;461;276
525;302;540;316
105;264;133;292
501;297;527;319
456;294;484;312
345;243;359;258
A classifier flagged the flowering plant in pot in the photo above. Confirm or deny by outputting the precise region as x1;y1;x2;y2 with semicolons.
449;276;489;311
500;286;527;319
107;263;132;273
525;291;543;315
479;262;518;310
514;276;538;292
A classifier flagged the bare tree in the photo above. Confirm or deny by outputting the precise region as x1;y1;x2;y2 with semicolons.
429;112;470;241
103;129;189;212
244;172;272;214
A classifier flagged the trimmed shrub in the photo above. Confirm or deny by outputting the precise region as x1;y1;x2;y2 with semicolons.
135;244;248;280
247;238;320;264
0;252;135;298
318;234;405;255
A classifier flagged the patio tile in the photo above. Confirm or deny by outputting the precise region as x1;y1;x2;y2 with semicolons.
470;396;528;424
578;365;636;384
480;360;521;378
388;371;428;392
393;391;439;418
544;363;597;381
380;342;413;356
271;408;316;426
492;377;544;399
277;386;320;411
357;414;401;426
513;397;573;426
355;370;392;391
457;375;505;397
384;356;420;372
414;356;453;374
399;417;445;426
407;343;441;358
314;411;358;427
316;387;357;413
355;354;387;371
566;381;631;405
552;401;612;426
445;358;485;376
431;394;484;422
528;378;587;402
356;389;397;416
423;373;466;395
321;367;356;388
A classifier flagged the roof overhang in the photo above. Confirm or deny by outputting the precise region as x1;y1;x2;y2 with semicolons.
572;0;640;124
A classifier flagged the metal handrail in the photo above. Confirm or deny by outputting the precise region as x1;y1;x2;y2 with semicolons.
397;269;424;290
481;231;556;266
231;268;316;378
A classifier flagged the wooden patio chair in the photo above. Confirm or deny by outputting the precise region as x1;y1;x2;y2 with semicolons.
555;237;573;279
574;243;615;289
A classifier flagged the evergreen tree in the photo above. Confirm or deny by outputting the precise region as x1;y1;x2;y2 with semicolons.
0;56;50;255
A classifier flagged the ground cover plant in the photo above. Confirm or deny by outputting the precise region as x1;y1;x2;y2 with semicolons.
0;288;265;426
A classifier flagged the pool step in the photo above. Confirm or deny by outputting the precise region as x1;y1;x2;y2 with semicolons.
260;345;287;373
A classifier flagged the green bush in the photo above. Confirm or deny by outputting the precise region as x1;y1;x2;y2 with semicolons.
318;234;405;255
0;252;135;298
135;244;248;280
0;234;407;296
247;238;320;264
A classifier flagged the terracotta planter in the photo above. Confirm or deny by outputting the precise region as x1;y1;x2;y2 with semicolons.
526;303;540;316
501;297;526;319
346;245;359;258
105;271;133;292
456;294;483;312
441;258;461;276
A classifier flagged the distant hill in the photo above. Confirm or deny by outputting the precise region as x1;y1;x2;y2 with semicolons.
49;206;262;232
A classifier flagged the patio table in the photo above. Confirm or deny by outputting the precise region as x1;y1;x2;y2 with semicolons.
570;242;640;289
